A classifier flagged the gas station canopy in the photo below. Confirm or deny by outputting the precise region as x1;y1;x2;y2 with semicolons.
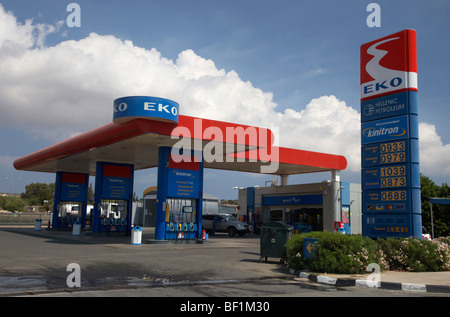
13;96;348;239
14;114;347;176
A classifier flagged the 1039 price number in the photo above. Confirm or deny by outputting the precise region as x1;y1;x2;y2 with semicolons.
380;165;406;177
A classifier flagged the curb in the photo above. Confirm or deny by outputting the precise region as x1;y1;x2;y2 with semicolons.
288;268;450;294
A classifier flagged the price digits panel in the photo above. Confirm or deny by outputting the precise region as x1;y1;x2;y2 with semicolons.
361;94;421;238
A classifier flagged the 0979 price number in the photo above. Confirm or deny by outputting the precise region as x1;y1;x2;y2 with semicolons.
380;152;406;163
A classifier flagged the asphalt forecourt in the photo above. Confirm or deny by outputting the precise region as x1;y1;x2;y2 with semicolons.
0;226;449;297
0;226;288;295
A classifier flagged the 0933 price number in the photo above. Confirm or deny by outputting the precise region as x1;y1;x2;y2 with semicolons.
380;141;405;153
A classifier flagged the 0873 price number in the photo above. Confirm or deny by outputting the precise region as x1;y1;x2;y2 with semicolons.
381;177;406;188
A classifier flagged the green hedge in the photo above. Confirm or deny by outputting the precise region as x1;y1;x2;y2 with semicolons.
285;232;450;274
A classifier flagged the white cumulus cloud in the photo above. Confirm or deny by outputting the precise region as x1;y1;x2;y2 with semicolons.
419;123;450;177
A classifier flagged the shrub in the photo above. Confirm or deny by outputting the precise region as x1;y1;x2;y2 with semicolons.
375;238;404;271
286;232;450;273
377;237;450;272
286;232;387;274
3;196;27;212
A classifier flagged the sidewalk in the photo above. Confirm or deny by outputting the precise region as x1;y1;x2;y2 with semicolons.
288;268;450;294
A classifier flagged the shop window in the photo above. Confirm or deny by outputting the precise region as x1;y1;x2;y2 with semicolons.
269;209;283;221
292;208;323;232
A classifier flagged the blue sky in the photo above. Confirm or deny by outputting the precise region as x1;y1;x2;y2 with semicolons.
1;0;450;200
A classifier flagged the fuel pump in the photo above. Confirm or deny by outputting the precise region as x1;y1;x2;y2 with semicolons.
92;162;134;234
100;199;129;234
57;201;84;230
183;205;196;239
165;198;198;241
52;171;89;230
155;147;203;242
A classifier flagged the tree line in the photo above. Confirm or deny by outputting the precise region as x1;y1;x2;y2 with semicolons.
0;182;91;213
0;182;143;213
420;174;450;237
1;174;449;237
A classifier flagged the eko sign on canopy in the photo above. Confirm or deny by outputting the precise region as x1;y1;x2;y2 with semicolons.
360;30;421;239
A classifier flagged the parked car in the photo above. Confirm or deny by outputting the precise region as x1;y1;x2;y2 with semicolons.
202;213;250;236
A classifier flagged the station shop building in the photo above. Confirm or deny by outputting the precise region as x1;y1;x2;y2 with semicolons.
14;96;354;241
237;181;361;235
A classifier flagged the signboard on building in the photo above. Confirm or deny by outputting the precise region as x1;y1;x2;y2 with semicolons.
166;154;201;199
101;164;132;200
360;30;421;238
262;194;323;206
167;168;200;198
60;172;88;202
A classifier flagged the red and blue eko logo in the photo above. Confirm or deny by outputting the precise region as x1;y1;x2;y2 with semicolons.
360;30;417;101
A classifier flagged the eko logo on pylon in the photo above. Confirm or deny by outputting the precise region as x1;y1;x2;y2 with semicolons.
360;29;418;101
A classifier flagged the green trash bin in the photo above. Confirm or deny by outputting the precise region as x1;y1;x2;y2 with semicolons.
259;221;292;263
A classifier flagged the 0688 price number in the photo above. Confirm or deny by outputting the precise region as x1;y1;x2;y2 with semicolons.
381;190;407;201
